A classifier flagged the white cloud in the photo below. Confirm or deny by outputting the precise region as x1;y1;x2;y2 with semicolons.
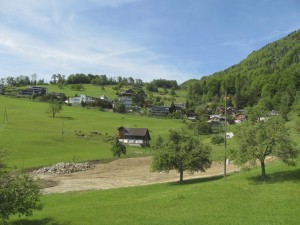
88;0;142;8
220;39;254;47
0;23;184;82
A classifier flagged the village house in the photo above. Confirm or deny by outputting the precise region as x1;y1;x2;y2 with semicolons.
66;94;95;105
117;97;133;110
234;114;246;124
118;126;151;147
148;106;170;116
18;86;48;97
119;89;136;98
174;103;186;110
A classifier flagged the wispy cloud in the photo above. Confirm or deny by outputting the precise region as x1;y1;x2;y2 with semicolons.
0;0;186;82
88;0;142;8
220;39;255;47
0;21;184;82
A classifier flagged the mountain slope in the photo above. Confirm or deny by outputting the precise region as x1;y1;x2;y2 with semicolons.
183;29;300;111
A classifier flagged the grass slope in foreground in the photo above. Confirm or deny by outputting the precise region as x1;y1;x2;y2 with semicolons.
10;161;300;225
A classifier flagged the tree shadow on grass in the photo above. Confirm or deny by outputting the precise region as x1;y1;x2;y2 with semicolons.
10;217;70;225
168;174;226;186
55;116;74;120
247;169;300;184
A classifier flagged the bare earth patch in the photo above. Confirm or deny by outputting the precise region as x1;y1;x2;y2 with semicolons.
34;156;239;194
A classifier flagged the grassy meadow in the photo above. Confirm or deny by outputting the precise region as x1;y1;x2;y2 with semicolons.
9;160;300;225
0;95;186;169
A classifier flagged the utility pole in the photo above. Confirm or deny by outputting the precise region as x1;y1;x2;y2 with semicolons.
61;121;64;142
3;107;8;124
224;88;227;179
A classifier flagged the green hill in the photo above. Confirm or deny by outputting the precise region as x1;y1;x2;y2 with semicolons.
183;29;300;112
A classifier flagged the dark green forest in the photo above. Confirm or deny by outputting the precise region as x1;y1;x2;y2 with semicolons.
183;29;300;115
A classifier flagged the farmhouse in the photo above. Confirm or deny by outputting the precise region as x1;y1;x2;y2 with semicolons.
118;126;151;147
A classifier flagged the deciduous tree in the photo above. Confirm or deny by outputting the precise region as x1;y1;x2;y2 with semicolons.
49;100;63;117
232;116;299;179
152;130;211;183
111;136;126;157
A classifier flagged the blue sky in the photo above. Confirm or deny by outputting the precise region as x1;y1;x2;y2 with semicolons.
0;0;299;84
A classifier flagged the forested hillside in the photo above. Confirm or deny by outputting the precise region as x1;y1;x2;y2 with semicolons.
183;29;300;114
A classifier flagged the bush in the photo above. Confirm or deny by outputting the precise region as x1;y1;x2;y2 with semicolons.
211;134;225;145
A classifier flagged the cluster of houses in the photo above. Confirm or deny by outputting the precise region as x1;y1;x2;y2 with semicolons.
208;107;246;125
16;87;251;123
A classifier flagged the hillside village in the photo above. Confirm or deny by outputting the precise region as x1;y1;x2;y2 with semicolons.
2;84;253;128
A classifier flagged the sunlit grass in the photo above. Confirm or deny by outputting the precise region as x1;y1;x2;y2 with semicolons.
9;160;300;225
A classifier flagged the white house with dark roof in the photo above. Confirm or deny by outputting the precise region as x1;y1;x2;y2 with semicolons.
66;94;94;105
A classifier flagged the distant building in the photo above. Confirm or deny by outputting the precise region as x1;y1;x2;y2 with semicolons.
174;103;186;110
226;132;234;138
118;97;133;110
66;94;95;105
119;89;136;98
118;126;151;147
149;106;169;116
18;86;48;97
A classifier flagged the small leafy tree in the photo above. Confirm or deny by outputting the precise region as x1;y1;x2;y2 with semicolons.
152;130;211;183
113;101;126;113
211;134;225;145
111;136;126;157
194;120;212;135
0;151;43;224
48;100;63;117
232;116;299;179
153;135;164;150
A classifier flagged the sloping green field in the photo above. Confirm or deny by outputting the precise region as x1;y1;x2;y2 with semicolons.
9;161;300;225
0;95;185;169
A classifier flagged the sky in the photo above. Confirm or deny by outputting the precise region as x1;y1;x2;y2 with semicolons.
0;0;300;84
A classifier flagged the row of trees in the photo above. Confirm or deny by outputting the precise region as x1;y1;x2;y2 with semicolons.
0;74;45;86
50;73;145;87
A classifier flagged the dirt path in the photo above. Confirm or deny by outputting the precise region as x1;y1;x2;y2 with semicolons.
35;156;240;194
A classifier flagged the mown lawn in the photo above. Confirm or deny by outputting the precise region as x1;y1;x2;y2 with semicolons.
9;160;300;225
